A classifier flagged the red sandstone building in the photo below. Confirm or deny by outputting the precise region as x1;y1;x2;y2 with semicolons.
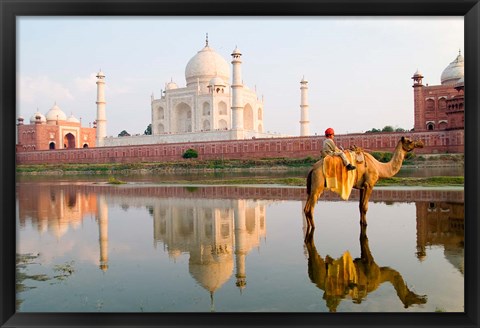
412;51;465;132
16;103;96;152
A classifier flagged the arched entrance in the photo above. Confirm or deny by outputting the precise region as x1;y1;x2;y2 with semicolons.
49;142;55;150
244;104;254;131
174;103;192;133
64;133;76;149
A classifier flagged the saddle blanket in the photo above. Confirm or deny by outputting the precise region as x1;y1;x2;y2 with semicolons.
323;151;356;200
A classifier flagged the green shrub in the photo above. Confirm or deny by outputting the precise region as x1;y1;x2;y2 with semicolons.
404;152;415;161
182;148;199;159
107;176;126;184
371;152;392;163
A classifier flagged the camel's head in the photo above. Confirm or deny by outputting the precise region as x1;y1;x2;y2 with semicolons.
400;136;424;152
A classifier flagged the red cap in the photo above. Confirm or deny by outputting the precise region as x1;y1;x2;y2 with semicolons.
325;128;335;136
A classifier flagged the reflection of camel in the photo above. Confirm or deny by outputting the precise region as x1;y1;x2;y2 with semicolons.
304;137;424;227
304;225;427;312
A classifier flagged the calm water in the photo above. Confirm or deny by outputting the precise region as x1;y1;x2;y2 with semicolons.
16;180;464;313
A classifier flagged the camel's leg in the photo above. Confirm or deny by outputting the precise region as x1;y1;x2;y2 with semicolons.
304;168;325;228
304;225;315;244
359;185;373;226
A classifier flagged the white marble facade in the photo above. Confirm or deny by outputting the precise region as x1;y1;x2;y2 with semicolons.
102;38;289;148
151;41;264;136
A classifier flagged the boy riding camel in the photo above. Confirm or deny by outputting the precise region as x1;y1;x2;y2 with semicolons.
322;127;356;171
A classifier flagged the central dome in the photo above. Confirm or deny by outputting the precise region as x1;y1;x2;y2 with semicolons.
45;103;67;122
185;45;230;88
441;52;464;85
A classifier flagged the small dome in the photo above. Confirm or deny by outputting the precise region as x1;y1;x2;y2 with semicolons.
29;111;46;124
413;69;423;77
209;77;226;86
232;46;241;56
441;52;464;85
45;104;67;122
185;44;230;88
67;114;80;123
166;81;178;90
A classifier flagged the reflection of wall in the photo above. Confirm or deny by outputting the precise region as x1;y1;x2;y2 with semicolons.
69;184;465;203
415;202;464;273
17;183;97;238
152;198;267;297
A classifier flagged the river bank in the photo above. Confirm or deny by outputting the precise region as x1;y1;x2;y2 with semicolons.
16;153;463;176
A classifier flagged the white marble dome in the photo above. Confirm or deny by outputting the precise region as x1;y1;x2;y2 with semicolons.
46;104;67;122
185;45;230;88
209;77;226;86
166;81;178;90
441;52;464;85
455;76;464;89
67;114;80;123
189;252;234;293
29;112;46;124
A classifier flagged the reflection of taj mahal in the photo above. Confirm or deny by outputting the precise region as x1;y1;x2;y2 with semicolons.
17;184;464;311
18;183;268;301
151;198;267;298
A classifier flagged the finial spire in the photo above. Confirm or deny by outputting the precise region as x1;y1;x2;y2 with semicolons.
206;33;209;47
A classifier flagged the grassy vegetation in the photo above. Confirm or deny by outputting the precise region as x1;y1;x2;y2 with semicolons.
376;176;463;187
107;176;127;185
15;153;463;175
16;157;320;174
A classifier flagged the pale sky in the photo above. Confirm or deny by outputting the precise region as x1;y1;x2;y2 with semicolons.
17;16;464;136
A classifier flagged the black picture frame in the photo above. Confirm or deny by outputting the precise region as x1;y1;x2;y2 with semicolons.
1;0;479;327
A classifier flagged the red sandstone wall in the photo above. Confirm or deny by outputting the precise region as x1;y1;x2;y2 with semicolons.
16;130;464;165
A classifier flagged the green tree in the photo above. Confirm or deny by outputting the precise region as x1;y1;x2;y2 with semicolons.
118;130;131;137
144;124;152;135
382;125;394;132
182;148;198;159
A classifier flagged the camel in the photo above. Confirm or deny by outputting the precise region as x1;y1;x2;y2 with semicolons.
304;225;427;312
304;136;424;227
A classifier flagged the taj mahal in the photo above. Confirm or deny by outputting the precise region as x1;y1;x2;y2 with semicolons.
17;36;299;151
16;37;464;157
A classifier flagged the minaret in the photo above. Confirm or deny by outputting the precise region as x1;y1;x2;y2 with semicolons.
95;70;107;147
411;69;425;132
234;200;247;291
231;47;244;132
299;77;310;136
